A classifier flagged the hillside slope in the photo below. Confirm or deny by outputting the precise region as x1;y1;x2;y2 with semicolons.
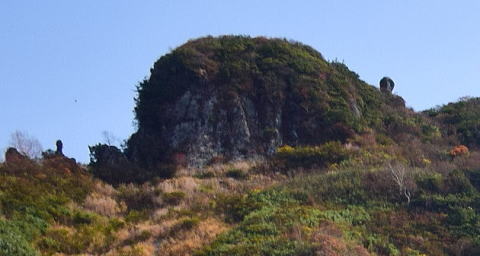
425;97;480;148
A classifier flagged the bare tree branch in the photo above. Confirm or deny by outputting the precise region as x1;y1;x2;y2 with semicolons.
8;130;43;159
388;163;413;204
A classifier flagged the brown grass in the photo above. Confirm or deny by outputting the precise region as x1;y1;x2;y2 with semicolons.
84;192;125;217
157;218;228;256
105;242;155;256
73;160;286;255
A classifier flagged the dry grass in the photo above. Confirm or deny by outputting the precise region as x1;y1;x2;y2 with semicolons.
84;192;125;217
157;176;199;194
157;218;228;256
73;160;286;255
105;242;155;256
176;160;260;177
154;165;284;214
310;222;371;256
92;181;117;197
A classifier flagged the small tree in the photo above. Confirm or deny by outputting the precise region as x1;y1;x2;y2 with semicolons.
8;131;43;159
388;163;415;204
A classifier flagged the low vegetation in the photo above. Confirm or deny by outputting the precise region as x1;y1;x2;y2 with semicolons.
3;135;480;255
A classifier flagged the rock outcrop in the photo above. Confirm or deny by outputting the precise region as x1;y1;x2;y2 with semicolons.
4;147;28;165
380;77;395;93
125;36;404;167
56;140;63;155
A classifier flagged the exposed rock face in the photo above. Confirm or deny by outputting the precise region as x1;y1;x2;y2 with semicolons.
125;36;396;167
131;89;284;167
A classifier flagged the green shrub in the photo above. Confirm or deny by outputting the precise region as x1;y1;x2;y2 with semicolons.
287;170;368;206
215;194;256;223
163;191;186;205
177;217;201;230
447;206;477;226
117;184;155;210
194;171;215;179
0;220;38;256
88;144;159;184
124;230;152;246
365;234;400;256
125;210;149;223
444;170;476;195
225;168;247;179
275;141;350;169
108;218;126;231
426;97;480;147
318;206;371;226
417;172;443;193
72;210;96;225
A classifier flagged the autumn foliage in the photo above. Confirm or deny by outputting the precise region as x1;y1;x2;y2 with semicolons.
449;145;469;157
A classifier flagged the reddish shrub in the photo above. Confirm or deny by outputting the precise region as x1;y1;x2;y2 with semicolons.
449;145;469;158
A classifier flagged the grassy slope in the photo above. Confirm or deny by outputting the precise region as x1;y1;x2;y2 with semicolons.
2;144;480;255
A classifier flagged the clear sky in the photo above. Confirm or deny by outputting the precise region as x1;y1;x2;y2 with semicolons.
1;1;480;163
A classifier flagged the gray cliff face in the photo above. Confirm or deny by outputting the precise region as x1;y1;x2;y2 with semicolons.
127;80;368;168
157;88;284;167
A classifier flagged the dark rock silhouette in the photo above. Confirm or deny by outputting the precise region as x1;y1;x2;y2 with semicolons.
56;140;63;155
380;77;395;93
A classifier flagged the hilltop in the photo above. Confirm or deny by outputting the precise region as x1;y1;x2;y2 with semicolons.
124;36;435;172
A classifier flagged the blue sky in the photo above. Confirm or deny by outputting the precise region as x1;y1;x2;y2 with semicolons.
1;1;480;163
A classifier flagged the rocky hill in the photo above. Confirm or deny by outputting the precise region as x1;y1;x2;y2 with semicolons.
125;36;418;168
4;36;480;256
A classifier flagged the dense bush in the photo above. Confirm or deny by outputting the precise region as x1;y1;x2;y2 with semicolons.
89;143;176;184
0;220;38;256
275;141;350;170
426;97;480;147
162;191;186;206
225;168;248;179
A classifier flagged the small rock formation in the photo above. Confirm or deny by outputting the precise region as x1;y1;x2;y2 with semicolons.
42;140;79;173
380;77;395;93
56;140;63;155
5;147;28;164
